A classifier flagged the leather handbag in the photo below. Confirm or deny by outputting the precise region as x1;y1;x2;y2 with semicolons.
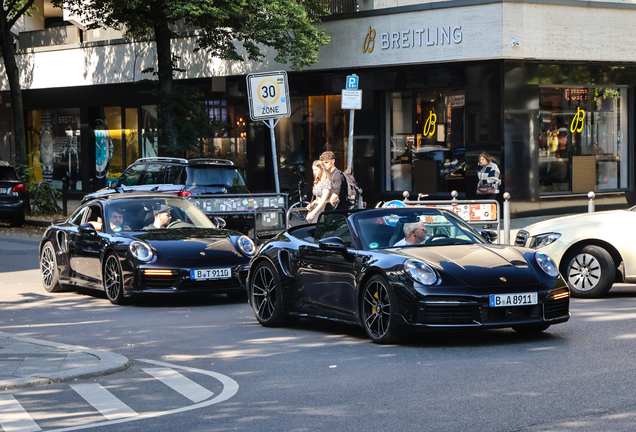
476;184;496;195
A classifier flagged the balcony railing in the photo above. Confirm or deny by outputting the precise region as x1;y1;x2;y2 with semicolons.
327;0;359;14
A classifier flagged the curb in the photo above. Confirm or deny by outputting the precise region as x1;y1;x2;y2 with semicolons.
0;332;131;390
25;219;52;227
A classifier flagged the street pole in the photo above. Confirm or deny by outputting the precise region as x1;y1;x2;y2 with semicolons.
267;118;280;194
347;108;355;170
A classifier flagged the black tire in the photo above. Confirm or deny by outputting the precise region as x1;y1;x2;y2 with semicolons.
361;275;406;344
103;253;125;305
512;323;550;334
250;261;295;327
40;241;64;292
10;213;25;228
561;245;615;298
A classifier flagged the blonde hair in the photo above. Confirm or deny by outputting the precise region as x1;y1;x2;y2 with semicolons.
312;160;332;186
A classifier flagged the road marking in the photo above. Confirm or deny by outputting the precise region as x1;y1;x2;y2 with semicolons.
47;359;238;432
69;384;138;420
0;394;41;432
142;367;214;403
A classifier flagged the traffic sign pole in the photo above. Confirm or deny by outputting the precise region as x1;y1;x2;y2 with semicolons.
344;74;359;170
267;118;281;193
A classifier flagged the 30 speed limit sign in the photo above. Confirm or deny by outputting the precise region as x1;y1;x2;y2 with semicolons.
246;71;291;121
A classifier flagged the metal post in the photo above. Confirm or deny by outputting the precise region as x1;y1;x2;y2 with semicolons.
503;192;511;245
588;191;595;213
451;190;458;201
403;191;410;201
62;177;68;216
267;118;281;194
347;109;355;170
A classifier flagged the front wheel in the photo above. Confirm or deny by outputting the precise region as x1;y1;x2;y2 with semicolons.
250;261;296;327
103;253;125;305
361;275;406;344
562;245;615;298
40;241;64;292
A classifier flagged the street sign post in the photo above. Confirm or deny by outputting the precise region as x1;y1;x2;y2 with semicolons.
246;71;291;193
341;75;362;170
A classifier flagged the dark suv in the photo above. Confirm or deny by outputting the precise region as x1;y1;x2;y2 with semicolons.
83;157;251;203
0;161;27;227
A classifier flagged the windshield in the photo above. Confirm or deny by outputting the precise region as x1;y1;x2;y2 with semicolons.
0;166;19;181
353;208;485;250
106;197;215;232
184;167;249;193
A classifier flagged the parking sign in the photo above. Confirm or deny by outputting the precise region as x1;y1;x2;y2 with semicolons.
346;75;359;90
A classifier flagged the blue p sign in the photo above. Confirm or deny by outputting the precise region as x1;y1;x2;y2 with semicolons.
346;75;359;90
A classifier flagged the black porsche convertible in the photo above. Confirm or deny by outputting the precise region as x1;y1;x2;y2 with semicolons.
39;193;255;304
247;207;570;344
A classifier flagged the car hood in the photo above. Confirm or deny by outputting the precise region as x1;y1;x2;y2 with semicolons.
395;244;540;287
129;229;248;264
522;209;632;235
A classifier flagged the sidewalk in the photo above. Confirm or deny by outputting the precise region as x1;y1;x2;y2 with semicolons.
0;332;131;390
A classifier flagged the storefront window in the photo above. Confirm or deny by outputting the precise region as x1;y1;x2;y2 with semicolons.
141;105;158;158
386;90;465;194
539;87;628;194
26;109;81;191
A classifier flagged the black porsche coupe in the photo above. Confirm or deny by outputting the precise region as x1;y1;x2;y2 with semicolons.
39;194;255;304
247;207;570;344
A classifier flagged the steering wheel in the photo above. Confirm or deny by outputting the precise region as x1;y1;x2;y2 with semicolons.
425;234;450;244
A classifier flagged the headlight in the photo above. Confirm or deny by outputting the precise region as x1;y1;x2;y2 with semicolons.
237;235;256;256
529;233;561;249
535;252;559;277
129;241;154;262
404;259;439;285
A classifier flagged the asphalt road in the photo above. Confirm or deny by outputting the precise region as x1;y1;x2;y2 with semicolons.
2;234;636;431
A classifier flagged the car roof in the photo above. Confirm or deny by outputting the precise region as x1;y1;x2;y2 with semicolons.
130;157;235;167
0;161;14;168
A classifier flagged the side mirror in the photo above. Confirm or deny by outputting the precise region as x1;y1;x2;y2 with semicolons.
79;222;98;235
318;237;347;252
480;230;498;244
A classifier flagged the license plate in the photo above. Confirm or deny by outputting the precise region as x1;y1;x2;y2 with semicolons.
0;188;6;194
489;292;538;307
190;268;231;280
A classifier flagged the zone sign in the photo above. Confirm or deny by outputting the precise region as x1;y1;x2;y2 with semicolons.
246;71;291;121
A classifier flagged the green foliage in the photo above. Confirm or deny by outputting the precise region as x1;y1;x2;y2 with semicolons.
13;152;62;216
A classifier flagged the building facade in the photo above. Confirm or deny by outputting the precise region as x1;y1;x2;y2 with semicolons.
1;0;636;216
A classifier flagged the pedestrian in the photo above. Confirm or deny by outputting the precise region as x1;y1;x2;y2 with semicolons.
476;151;501;200
319;150;348;210
306;160;332;222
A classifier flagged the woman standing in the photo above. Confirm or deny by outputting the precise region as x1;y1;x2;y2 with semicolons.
306;160;332;222
476;152;501;200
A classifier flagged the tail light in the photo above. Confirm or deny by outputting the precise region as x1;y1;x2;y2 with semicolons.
173;190;192;197
12;184;26;193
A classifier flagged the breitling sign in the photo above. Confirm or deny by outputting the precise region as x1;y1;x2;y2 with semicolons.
363;25;463;53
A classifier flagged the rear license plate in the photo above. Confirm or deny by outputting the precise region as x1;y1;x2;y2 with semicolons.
190;268;231;280
489;292;537;307
0;188;6;194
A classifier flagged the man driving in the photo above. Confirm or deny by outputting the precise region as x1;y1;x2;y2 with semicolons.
144;204;173;229
108;209;131;232
394;220;428;246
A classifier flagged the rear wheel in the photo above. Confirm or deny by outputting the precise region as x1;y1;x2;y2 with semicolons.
10;213;25;227
103;253;125;305
40;241;64;292
361;275;406;344
250;261;296;327
562;245;615;298
287;201;311;228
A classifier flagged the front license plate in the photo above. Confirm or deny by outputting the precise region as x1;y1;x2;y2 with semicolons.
190;268;232;280
489;292;538;307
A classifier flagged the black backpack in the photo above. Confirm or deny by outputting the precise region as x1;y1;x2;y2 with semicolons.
342;166;362;209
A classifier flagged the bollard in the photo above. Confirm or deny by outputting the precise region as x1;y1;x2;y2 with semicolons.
503;192;511;245
62;176;68;216
588;191;595;213
402;191;410;201
451;190;458;201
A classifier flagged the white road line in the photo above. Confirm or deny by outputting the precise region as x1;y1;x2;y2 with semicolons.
0;394;41;432
142;368;214;403
69;384;138;420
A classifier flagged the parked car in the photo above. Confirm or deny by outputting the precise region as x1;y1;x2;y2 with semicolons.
516;207;636;297
247;207;570;344
39;193;255;304
83;157;251;203
0;161;27;227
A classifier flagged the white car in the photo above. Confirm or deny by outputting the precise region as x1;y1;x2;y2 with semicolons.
515;207;636;298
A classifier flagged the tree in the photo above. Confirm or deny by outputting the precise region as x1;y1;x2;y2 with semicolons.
54;0;331;152
0;0;37;163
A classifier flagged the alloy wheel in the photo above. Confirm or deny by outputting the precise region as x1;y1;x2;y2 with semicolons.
252;265;276;321
566;252;601;292
363;279;391;339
